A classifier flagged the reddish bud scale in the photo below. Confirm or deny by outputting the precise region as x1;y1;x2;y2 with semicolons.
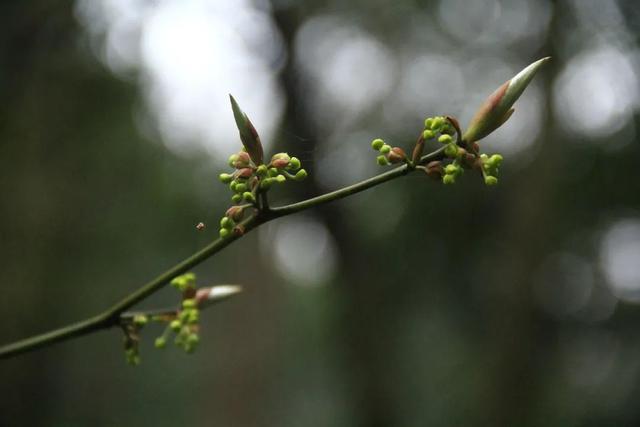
271;158;289;169
225;206;245;222
388;147;407;164
235;167;254;179
425;161;444;180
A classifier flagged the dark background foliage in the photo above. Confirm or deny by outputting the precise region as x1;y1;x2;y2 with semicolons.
2;0;640;426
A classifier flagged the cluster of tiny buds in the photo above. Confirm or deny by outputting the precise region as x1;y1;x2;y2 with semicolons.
371;139;407;165
217;151;307;238
152;272;201;353
480;154;503;185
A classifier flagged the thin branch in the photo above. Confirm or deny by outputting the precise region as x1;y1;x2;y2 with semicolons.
0;147;445;360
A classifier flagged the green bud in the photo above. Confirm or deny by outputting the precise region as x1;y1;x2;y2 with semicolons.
376;155;389;166
182;299;196;309
133;315;148;327
444;143;458;158
371;138;385;151
424;118;433;129
444;164;458;175
170;320;181;332
188;310;199;324
154;337;166;349
442;174;456;185
294;169;308;181
430;117;444;130
438;134;453;145
288;157;301;170
243;192;256;203
228;154;239;168
229;95;264;165
489;154;503;167
422;129;435;140
268;167;279;177
256;164;268;176
234;183;247;193
229;181;238;192
380;144;391;154
231;194;242;203
219;173;233;184
463;57;550;143
276;174;286;183
484;176;498;186
219;228;230;238
260;178;274;190
220;217;234;229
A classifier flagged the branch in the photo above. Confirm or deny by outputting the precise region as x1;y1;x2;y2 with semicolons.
0;148;444;360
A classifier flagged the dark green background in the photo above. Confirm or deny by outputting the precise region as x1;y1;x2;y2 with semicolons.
1;1;640;426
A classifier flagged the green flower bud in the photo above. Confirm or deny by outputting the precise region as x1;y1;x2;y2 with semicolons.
444;143;458;158
430;117;444;130
220;216;234;229
442;174;456;185
423;129;435;140
231;194;242;203
376;155;389;166
288;157;301;170
219;173;233;184
484;176;498;186
228;154;239;168
489;154;503;167
444;164;458;175
380;144;391;154
170;320;181;332
229;181;238;192
234;183;247;193
424;118;433;129
275;174;286;183
133;315;148;327
371;138;385;151
438;134;453;145
243;192;256;203
268;167;279;177
154;337;166;349
260;178;274;190
294;169;308;181
188;310;199;324
219;228;230;238
256;164;268;176
182;299;196;309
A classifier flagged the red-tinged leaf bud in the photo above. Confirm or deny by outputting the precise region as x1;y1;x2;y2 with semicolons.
195;285;242;308
271;158;289;169
388;146;407;164
229;94;264;165
425;161;443;180
463;57;550;143
225;206;245;222
235;167;253;179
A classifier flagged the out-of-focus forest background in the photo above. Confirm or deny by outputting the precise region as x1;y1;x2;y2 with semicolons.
1;0;640;425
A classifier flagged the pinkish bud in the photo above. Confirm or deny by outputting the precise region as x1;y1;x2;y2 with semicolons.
388;147;407;164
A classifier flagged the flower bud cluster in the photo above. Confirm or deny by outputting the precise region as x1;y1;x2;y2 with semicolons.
155;272;201;354
217;151;307;238
480;154;503;186
370;139;407;165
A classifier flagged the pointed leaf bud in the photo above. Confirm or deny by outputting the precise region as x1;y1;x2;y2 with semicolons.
229;94;264;165
196;285;243;308
463;57;550;143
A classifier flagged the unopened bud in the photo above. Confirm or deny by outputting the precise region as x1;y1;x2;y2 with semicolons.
236;167;253;179
170;320;181;332
275;174;286;183
438;134;453;145
231;194;242;203
444;143;458;158
243;192;256;203
425;161;443;180
220;217;234;229
294;169;308;181
219;228;230;238
423;129;435;140
219;173;233;183
484;176;498;186
256;164;268;176
288;157;301;170
371;138;385;150
442;174;456;185
154;337;166;349
376;155;389;166
225;206;245;222
271;158;289;169
388;147;406;164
